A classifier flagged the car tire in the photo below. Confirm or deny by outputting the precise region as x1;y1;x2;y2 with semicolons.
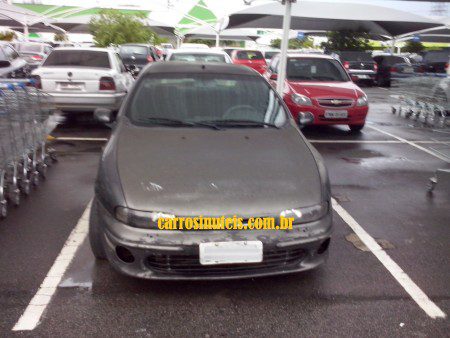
349;124;365;133
89;199;107;260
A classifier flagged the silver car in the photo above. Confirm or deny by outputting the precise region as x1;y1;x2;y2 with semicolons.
90;62;332;280
31;47;134;113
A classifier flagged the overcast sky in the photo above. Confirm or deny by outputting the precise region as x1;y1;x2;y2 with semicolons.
12;0;450;18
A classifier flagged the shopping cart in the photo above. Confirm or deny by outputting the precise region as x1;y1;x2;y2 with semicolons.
0;79;56;219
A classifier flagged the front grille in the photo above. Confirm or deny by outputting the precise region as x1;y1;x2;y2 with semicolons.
145;247;307;276
317;98;354;108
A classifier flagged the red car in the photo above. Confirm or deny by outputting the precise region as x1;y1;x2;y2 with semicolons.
231;49;267;74
264;53;369;132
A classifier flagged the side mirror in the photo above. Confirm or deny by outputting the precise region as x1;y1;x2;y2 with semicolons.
298;112;314;128
350;75;359;82
94;108;114;124
270;73;278;80
0;60;11;68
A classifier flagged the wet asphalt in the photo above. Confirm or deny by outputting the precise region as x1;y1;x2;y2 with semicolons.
0;87;449;337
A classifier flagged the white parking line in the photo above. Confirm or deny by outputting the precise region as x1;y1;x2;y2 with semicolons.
309;140;450;144
12;203;91;331
332;198;446;319
367;125;450;163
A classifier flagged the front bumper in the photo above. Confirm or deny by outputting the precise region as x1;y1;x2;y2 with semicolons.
48;92;126;112
286;102;368;126
94;200;333;280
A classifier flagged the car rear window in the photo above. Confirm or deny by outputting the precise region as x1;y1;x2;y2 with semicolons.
337;51;373;62
423;51;449;63
119;45;148;55
287;58;349;82
169;53;226;63
17;44;42;53
128;74;287;127
236;51;264;60
43;50;111;68
384;56;407;65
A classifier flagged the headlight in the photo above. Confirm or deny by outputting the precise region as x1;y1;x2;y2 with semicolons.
115;207;174;229
356;96;368;106
291;93;313;106
280;202;328;224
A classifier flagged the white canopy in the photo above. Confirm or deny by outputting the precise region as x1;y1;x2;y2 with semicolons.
185;25;259;41
227;1;442;38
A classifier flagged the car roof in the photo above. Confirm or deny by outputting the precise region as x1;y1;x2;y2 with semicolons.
142;62;259;76
53;47;111;52
286;53;334;59
170;49;228;55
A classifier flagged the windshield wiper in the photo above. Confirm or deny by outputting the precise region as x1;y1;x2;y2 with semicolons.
198;119;279;129
136;117;221;130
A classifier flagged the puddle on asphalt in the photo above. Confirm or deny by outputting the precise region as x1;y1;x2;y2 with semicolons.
341;149;407;165
345;233;395;251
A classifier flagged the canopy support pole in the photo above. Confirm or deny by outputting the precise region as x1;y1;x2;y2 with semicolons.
276;0;295;93
215;32;220;47
23;23;29;42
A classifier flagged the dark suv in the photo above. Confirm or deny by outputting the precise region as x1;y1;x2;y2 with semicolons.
333;51;377;86
118;44;160;76
420;50;449;74
0;42;29;79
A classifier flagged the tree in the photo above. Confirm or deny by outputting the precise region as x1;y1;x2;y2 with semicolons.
270;37;314;49
185;38;215;47
0;31;16;41
320;30;371;52
89;9;161;47
403;40;424;53
54;32;68;42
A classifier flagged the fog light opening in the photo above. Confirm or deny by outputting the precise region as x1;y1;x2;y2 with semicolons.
317;238;330;255
115;246;135;263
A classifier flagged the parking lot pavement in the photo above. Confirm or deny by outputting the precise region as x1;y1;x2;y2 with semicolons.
0;87;448;336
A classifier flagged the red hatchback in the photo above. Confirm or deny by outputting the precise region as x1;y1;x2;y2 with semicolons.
264;54;369;132
231;50;267;75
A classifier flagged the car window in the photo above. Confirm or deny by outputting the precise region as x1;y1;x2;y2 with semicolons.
18;44;42;53
264;51;279;60
423;51;449;63
128;74;287;127
236;51;264;60
119;45;148;55
3;45;19;60
43;50;111;68
383;56;408;65
169;53;227;63
337;51;373;62
115;53;126;72
287;58;349;82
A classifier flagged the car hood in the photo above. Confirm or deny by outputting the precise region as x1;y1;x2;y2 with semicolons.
116;124;322;217
287;81;361;98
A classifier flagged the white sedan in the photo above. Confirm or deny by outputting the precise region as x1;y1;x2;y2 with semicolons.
166;49;232;63
31;47;134;113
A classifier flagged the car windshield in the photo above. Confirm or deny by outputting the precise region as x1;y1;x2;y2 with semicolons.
236;51;264;60
128;74;287;128
423;51;449;62
43;50;110;68
287;58;349;82
120;46;147;55
18;44;42;53
169;53;226;63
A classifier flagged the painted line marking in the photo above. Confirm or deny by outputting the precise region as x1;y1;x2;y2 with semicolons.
309;140;450;144
55;137;109;142
367;125;450;163
12;203;91;331
332;198;446;319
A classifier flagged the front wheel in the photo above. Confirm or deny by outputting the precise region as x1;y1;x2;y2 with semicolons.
349;124;365;133
89;200;107;260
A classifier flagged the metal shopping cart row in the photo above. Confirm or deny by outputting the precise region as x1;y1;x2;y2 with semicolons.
390;74;450;128
0;79;56;219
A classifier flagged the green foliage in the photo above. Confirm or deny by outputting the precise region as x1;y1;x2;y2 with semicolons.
54;32;68;42
89;9;160;47
320;30;371;52
185;38;215;47
0;31;16;41
270;37;314;49
403;40;425;53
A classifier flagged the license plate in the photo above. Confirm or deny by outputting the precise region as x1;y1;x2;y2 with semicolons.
199;241;263;265
60;82;83;90
325;110;348;119
357;75;369;79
